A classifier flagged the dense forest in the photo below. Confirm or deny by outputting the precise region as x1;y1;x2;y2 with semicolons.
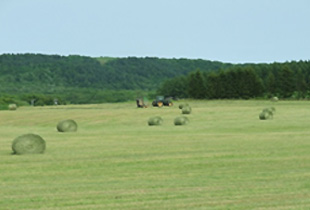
0;53;309;108
158;61;310;100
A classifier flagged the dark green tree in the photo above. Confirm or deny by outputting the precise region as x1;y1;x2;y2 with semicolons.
240;67;264;98
221;67;263;99
205;73;218;99
188;70;206;99
278;65;295;98
295;69;307;98
157;76;189;98
265;71;277;96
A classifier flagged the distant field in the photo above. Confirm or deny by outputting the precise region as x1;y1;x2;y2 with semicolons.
0;100;309;210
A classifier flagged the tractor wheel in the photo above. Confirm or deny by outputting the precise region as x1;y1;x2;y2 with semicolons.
157;101;163;107
168;102;173;106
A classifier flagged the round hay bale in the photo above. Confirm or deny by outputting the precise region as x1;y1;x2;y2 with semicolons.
178;103;189;109
259;111;272;120
57;119;78;132
271;97;279;102
182;106;192;114
174;116;189;125
148;116;163;126
262;108;273;116
8;104;17;110
12;134;46;155
263;107;276;115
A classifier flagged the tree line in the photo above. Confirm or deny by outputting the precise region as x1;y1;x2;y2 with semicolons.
0;53;310;108
157;61;310;100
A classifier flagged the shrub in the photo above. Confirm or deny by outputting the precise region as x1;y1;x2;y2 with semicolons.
12;134;46;155
57;119;78;132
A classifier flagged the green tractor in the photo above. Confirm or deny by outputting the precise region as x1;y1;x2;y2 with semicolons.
152;96;173;107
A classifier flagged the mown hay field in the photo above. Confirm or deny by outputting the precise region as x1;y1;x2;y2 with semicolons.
0;100;309;210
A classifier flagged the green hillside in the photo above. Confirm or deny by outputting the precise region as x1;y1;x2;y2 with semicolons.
0;53;232;106
0;54;231;92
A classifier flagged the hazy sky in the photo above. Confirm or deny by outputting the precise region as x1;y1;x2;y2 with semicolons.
0;0;309;63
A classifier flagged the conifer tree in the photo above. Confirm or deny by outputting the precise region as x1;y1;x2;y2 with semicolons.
265;71;277;96
278;65;295;98
188;70;206;99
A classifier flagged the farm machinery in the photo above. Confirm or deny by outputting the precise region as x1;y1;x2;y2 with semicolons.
152;96;173;107
136;96;173;108
136;98;148;108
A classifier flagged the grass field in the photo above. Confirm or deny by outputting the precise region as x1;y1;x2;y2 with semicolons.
0;100;309;210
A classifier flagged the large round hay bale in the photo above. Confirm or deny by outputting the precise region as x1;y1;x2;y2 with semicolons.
182;106;192;114
178;103;188;109
174;116;189;125
8;104;17;110
259;112;268;120
12;134;46;155
148;116;163;126
259;110;272;120
57;119;78;132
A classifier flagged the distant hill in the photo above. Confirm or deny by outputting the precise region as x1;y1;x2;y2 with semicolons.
0;53;233;94
0;53;235;105
2;53;308;106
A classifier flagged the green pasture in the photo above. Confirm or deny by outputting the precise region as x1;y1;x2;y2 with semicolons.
0;100;309;209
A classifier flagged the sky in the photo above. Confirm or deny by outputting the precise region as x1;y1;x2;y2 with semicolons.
0;0;309;63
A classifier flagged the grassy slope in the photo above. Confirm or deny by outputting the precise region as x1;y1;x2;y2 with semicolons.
0;100;309;210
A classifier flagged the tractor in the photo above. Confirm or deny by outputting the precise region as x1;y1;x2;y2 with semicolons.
152;96;173;107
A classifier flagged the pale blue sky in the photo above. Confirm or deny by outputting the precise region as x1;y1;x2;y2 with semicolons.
0;0;309;63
